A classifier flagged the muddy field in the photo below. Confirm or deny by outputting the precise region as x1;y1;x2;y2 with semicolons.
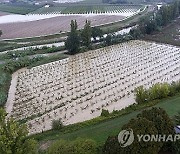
0;15;124;39
6;40;180;134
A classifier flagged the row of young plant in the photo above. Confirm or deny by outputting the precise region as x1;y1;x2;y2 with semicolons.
0;53;68;107
135;81;180;104
0;56;44;106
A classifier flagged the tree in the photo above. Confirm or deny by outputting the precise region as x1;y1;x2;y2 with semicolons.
92;27;103;41
65;20;80;54
121;117;160;154
172;0;179;19
0;108;37;154
155;13;163;27
81;20;92;48
159;5;170;26
137;107;175;152
0;30;2;37
102;118;160;154
138;107;174;136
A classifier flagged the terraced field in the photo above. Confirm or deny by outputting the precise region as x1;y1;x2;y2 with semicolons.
31;5;142;15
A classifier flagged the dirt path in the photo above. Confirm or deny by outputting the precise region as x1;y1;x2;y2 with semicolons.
5;68;26;115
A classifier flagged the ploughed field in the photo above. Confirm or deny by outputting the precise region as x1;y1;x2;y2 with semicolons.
6;40;180;134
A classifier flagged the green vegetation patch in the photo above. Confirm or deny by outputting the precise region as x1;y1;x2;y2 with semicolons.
0;4;40;14
0;65;11;107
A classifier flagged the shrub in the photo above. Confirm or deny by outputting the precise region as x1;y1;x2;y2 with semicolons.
42;46;48;50
47;138;97;154
102;136;121;154
0;92;7;106
0;108;37;154
174;112;180;125
52;119;63;130
101;109;110;117
135;86;148;104
79;46;88;53
2;56;43;73
135;81;180;104
169;82;178;96
104;34;112;46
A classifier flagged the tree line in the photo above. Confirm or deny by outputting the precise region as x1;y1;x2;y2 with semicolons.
65;20;105;55
130;0;180;38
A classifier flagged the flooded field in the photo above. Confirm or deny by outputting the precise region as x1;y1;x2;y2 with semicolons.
6;40;180;134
